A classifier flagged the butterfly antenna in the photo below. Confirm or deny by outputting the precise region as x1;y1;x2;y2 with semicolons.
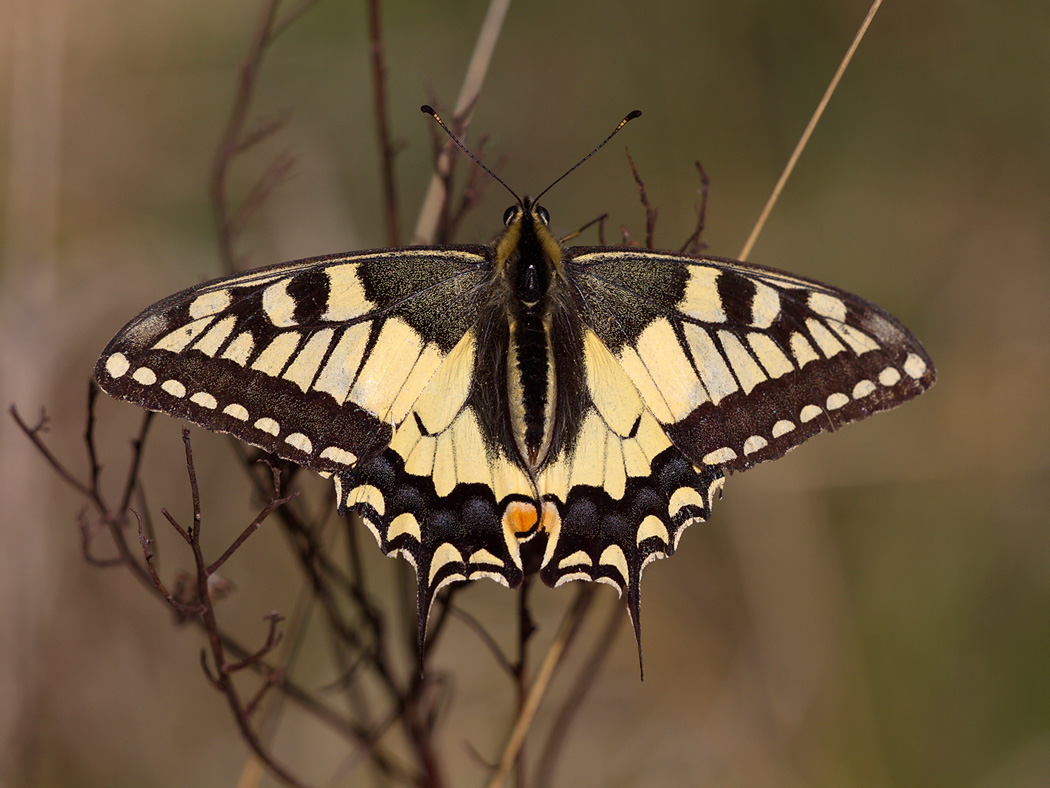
421;104;521;206
533;110;642;204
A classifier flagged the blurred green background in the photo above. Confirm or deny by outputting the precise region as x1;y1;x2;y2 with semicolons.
2;0;1048;786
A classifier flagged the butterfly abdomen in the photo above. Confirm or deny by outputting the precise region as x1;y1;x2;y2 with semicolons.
507;309;555;467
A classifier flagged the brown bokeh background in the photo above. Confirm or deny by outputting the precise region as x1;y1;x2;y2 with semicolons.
2;1;1048;786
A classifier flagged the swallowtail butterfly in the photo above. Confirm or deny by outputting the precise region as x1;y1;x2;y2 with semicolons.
95;108;935;654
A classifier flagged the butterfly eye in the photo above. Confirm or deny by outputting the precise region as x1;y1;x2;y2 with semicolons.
535;205;550;225
502;206;519;226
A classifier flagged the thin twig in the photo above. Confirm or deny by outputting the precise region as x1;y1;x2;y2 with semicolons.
170;430;307;788
207;463;297;575
11;405;94;498
626;149;657;249
448;604;515;675
117;411;153;515
485;587;594;788
368;0;400;246
210;0;282;274
679;161;710;254
558;212;608;244
84;382;103;496
413;0;512;243
533;599;625;787
738;0;884;260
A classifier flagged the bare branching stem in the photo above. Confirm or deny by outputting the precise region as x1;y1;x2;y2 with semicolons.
626;149;658;249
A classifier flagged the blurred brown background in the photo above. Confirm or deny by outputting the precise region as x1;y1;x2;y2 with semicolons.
2;0;1048;786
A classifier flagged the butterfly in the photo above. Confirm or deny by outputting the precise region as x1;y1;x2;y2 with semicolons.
95;107;935;656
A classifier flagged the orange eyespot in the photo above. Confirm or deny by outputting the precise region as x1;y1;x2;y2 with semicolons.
502;500;539;535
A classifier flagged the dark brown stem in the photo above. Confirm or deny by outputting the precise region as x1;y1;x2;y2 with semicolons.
206;461;297;575
11;405;94;499
368;0;401;246
172;429;306;788
210;0;281;274
626;148;658;249
680;160;711;254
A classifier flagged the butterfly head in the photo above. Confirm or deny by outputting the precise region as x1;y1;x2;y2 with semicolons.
495;197;565;305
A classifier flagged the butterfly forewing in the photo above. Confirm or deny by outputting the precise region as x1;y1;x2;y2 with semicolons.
567;249;935;475
96;247;492;475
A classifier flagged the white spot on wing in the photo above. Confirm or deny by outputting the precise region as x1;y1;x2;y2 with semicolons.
800;404;822;423
771;419;795;438
702;447;737;465
161;379;186;398
320;446;356;465
254;417;279;436
285;432;313;453
903;353;927;379
853;379;876;399
826;392;849;410
132;367;157;385
105;353;130;378
223;403;248;421
190;391;217;409
879;366;901;386
743;435;768;455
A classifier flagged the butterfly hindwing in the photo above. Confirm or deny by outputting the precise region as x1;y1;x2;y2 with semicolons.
567;249;935;474
334;328;534;646
95;247;491;475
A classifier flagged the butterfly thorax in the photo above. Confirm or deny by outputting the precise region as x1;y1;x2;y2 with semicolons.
496;201;564;470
